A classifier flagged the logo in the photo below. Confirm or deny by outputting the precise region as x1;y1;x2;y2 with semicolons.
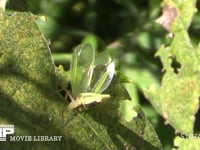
0;125;62;142
0;125;14;141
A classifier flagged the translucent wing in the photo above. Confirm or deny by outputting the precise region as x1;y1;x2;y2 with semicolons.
90;62;115;93
89;51;115;93
70;43;95;97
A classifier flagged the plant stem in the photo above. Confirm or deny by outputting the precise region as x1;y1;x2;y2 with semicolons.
52;53;72;64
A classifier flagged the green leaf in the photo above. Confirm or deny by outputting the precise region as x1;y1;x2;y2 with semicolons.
0;11;67;149
63;77;163;150
173;136;200;150
145;0;198;133
0;10;162;150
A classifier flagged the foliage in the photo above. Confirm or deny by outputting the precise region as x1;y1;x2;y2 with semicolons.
0;11;66;149
0;7;161;150
1;0;200;149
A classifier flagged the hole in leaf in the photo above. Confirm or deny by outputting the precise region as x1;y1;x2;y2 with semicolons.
173;145;179;149
176;133;187;139
194;97;200;132
139;130;144;137
170;57;181;74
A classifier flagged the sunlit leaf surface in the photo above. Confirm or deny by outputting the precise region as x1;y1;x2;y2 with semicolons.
0;9;162;150
145;0;198;133
0;11;67;149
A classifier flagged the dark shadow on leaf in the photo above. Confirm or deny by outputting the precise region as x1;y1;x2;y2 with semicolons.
0;55;64;104
0;91;67;149
0;50;68;149
87;106;161;150
84;78;162;149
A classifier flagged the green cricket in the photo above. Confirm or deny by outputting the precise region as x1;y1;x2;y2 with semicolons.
66;43;115;110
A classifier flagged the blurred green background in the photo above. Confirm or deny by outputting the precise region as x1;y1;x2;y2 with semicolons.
6;0;200;149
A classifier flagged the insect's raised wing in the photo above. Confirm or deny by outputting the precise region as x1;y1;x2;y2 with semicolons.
70;43;95;97
89;51;115;94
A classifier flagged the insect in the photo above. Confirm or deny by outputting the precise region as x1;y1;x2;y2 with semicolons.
66;43;115;110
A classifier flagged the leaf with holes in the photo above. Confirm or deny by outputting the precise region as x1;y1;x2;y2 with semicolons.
145;0;199;133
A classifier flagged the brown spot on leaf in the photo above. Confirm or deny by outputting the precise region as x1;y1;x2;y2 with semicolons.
156;5;178;31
